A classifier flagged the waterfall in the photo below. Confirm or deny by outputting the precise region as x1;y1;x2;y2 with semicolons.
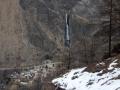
64;13;70;47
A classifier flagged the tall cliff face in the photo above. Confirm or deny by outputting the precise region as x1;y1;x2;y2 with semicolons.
0;0;119;67
0;0;27;67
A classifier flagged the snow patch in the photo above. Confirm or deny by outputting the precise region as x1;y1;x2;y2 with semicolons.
52;59;120;90
108;59;118;70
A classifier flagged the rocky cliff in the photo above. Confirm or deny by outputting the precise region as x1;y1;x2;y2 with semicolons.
0;0;120;67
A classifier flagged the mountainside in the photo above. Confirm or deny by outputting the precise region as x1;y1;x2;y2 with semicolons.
0;0;120;67
0;0;41;67
0;0;120;90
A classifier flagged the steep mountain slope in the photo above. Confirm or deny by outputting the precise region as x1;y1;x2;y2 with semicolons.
0;0;120;67
0;0;28;67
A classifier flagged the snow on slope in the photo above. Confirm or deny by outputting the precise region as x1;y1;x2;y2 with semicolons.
52;59;120;90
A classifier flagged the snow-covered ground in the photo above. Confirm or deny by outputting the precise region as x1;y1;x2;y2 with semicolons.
52;59;120;90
